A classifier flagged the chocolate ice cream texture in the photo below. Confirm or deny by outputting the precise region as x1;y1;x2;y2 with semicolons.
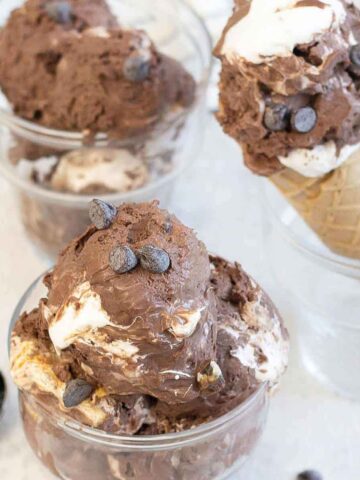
0;0;196;196
215;0;360;177
0;0;195;138
10;202;289;434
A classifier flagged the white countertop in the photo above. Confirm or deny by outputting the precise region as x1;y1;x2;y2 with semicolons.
0;117;359;480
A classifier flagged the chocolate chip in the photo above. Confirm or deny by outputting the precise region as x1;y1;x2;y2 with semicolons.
45;1;73;24
89;199;117;230
123;54;151;82
350;44;360;67
297;470;323;480
109;245;138;273
137;245;170;273
63;379;94;408
264;103;290;131
197;361;225;392
291;107;317;133
0;372;5;416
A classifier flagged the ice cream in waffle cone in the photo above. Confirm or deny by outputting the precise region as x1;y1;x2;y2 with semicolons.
214;0;360;259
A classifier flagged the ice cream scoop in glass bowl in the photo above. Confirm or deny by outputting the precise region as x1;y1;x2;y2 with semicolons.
9;201;289;480
0;0;212;260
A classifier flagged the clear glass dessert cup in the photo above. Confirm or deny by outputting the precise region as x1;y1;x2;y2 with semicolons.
261;179;360;400
9;273;269;480
0;0;212;261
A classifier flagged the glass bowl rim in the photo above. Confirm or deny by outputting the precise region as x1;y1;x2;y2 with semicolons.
10;271;269;450
0;0;213;207
0;122;196;207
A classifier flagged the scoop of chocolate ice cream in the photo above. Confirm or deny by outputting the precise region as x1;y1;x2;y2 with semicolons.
152;255;289;426
36;201;217;405
10;201;289;436
215;0;360;177
0;0;196;138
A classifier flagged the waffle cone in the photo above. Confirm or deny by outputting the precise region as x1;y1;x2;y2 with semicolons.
270;149;360;259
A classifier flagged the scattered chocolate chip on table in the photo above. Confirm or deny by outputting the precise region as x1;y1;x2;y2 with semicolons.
0;372;5;416
297;470;323;480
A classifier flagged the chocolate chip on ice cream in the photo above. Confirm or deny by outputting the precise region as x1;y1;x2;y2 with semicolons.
264;104;290;132
89;199;117;230
291;107;317;134
137;245;171;273
109;245;138;274
63;379;94;408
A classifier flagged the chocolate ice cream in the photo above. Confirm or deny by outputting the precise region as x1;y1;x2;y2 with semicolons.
10;202;288;438
0;0;202;258
215;0;360;177
0;0;195;139
0;0;196;194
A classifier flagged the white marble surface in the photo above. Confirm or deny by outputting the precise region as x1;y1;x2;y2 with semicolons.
0;118;360;480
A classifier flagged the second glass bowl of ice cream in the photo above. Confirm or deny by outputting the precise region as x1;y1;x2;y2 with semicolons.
0;0;212;260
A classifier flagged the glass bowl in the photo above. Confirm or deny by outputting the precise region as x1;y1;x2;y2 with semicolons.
9;272;269;480
184;0;233;45
261;179;360;400
0;0;212;261
184;0;233;110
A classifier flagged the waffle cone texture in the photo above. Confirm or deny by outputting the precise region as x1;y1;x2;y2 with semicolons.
270;150;360;259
